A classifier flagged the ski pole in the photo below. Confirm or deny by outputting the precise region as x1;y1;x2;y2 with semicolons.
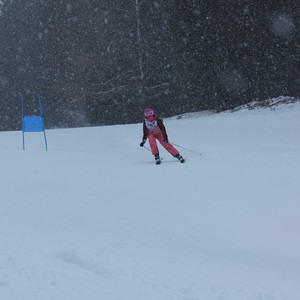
142;145;152;152
171;142;202;155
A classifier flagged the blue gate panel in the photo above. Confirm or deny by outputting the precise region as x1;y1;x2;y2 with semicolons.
23;116;45;132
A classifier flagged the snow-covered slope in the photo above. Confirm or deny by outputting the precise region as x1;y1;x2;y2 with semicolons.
1;101;299;300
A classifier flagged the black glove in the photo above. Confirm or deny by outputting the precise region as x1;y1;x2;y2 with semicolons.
140;141;145;147
164;137;169;143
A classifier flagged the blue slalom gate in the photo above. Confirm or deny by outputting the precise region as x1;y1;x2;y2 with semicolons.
21;94;48;151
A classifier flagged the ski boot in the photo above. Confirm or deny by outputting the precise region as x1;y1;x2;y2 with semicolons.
175;154;185;163
154;153;161;165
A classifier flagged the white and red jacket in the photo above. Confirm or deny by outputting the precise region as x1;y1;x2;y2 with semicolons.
142;117;168;141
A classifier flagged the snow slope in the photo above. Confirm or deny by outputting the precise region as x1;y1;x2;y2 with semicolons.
1;101;300;300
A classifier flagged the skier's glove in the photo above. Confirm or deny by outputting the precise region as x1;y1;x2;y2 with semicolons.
140;141;145;147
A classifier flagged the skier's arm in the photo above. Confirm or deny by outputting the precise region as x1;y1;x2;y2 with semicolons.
140;122;148;146
142;121;148;140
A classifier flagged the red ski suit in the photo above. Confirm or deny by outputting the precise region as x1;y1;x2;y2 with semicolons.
142;117;179;156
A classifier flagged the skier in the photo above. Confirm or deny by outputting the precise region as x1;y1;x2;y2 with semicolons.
139;108;185;164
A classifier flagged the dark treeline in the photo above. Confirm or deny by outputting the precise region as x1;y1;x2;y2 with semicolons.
0;0;299;130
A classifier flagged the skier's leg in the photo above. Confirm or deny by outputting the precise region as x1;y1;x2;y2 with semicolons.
148;134;161;164
147;134;159;156
157;133;179;156
157;133;185;162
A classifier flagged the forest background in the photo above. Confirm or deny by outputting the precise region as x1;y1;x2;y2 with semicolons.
0;0;299;130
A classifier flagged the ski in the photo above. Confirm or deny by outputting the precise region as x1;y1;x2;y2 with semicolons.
154;157;186;164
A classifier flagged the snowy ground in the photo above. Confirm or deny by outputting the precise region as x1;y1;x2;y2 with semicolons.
1;101;300;300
